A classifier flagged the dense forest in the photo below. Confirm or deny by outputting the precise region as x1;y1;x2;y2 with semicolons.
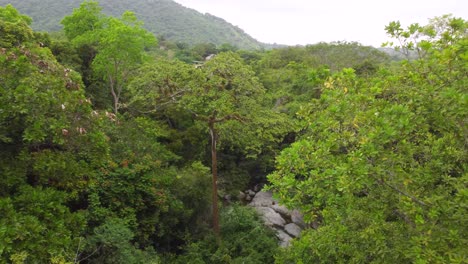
1;1;467;263
0;0;265;50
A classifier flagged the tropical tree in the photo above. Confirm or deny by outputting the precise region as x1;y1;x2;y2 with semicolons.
62;1;156;114
0;5;109;262
129;52;291;236
0;4;33;48
269;16;467;263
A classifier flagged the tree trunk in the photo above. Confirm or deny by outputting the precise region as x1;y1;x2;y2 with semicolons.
109;75;119;114
209;120;220;236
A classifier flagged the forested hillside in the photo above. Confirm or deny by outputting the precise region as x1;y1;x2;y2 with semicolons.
1;2;467;263
0;0;264;50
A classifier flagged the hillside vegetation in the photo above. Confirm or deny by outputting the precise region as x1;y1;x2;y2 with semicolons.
1;2;466;263
0;0;264;49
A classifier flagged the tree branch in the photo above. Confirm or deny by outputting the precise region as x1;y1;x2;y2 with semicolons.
370;172;429;207
214;113;246;123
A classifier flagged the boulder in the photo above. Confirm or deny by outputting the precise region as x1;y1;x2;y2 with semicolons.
276;229;293;247
255;207;286;228
291;210;306;229
246;189;256;197
284;223;302;238
271;204;291;217
237;191;246;200
224;194;232;202
250;191;274;207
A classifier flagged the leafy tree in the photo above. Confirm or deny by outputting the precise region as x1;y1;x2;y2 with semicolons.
0;186;86;263
129;53;291;235
61;1;104;41
62;1;157;114
0;4;33;48
180;52;292;235
269;16;467;263
0;7;108;194
304;41;389;72
172;205;278;264
254;42;388;117
218;43;238;53
77;108;212;255
191;42;217;61
0;5;109;262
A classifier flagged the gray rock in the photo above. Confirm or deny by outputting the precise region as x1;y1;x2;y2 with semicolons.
255;207;286;228
250;191;274;207
205;54;216;61
237;191;246;200
245;195;252;201
311;220;319;229
284;223;302;238
291;210;306;229
276;229;292;247
246;189;256;197
271;204;291;217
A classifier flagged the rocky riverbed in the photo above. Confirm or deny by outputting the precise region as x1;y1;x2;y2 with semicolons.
239;189;307;247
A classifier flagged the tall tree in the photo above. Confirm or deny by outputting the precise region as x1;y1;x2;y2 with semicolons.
187;52;294;235
62;1;156;114
128;53;291;236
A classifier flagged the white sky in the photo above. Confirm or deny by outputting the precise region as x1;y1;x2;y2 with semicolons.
173;0;468;47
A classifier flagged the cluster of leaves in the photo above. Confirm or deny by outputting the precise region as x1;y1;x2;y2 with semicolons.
269;15;467;263
251;42;390;117
169;205;278;264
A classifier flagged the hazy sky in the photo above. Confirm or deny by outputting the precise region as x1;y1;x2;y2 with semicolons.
173;0;467;47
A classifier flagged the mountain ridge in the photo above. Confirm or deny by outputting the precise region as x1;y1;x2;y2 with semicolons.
0;0;266;50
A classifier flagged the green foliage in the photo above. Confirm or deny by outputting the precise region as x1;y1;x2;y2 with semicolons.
190;42;218;61
61;1;104;41
0;4;33;48
0;186;86;263
88;166;181;247
180;52;291;155
3;3;466;263
269;16;467;263
171;162;212;233
127;59;209;162
305;41;389;72
129;53;292;167
49;37;83;71
257;42;388;72
0;18;109;194
128;59;202;115
0;6;109;262
106;116;177;165
82;218;160;264
86;113;212;252
255;42;388;116
61;1;157;113
172;205;278;264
